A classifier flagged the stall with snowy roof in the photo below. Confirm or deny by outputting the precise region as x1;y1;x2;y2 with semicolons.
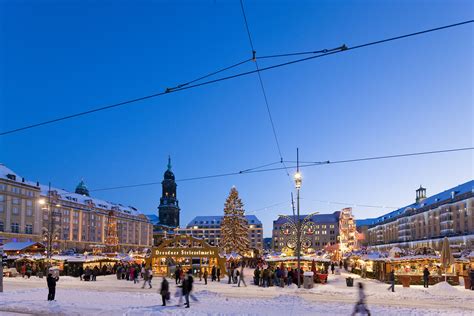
265;253;330;272
147;234;226;277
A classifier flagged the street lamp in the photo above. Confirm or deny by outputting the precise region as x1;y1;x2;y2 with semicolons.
294;148;302;288
38;183;61;268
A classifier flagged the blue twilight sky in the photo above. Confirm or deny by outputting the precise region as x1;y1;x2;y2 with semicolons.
0;0;473;237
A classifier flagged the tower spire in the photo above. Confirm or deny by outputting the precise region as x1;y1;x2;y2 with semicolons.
167;155;172;170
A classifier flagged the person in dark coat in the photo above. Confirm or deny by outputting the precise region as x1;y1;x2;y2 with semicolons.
217;267;221;282
47;273;59;301
254;267;260;286
203;269;208;285
175;268;181;285
160;277;170;306
78;266;84;281
351;282;371;316
387;270;395;292
182;271;194;308
469;268;474;290
211;266;216;282
331;262;335;274
92;266;99;281
423;267;430;288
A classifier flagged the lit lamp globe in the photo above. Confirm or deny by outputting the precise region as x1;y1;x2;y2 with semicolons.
294;172;302;189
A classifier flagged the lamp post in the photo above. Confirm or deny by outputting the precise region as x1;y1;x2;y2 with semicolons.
294;148;302;288
39;182;61;268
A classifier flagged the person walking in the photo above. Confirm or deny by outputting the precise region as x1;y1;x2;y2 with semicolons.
282;267;288;288
147;267;153;288
387;270;395;292
351;282;371;316
262;268;269;288
141;268;151;289
331;262;335;274
182;271;194;308
203;268;208;285
175;267;181;285
78;266;84;281
423;267;430;288
217;267;221;282
160;277;170;306
238;264;247;287
47;273;59;301
92;266;99;281
228;267;233;284
287;268;293;286
211;266;216;282
469;267;474;290
254;267;260;286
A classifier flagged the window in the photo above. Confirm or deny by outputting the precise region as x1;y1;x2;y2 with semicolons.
26;200;33;207
0;205;3;212
0;184;6;191
322;231;327;235
12;206;19;215
322;225;327;229
0;195;4;202
0;221;3;231
25;224;33;234
11;187;21;194
330;224;335;228
12;198;20;205
26;208;33;216
11;222;19;233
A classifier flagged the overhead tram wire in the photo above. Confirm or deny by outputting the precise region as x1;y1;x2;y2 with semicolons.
239;0;291;178
89;146;473;192
1;19;472;136
283;147;474;166
165;57;253;92
90;160;281;192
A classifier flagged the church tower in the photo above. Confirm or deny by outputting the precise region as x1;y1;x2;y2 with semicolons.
158;156;180;227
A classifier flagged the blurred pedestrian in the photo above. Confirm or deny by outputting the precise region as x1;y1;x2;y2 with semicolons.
351;282;371;315
387;270;395;292
160;277;170;306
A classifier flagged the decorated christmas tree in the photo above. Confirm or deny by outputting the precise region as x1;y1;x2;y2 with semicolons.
105;210;119;253
220;187;249;255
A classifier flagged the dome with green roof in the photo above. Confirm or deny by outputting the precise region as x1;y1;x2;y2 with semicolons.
75;179;90;196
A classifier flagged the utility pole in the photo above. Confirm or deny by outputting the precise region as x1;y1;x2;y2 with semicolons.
294;148;302;288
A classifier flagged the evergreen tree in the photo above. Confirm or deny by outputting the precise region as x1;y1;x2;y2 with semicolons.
220;187;249;255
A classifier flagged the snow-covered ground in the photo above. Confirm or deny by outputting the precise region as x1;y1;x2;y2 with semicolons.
0;271;473;315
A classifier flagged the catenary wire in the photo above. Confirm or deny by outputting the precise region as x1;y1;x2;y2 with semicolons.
1;19;471;136
89;146;473;192
239;0;289;177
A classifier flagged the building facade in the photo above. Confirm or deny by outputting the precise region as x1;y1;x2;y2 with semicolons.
361;181;474;250
272;211;344;253
0;164;153;251
178;215;264;251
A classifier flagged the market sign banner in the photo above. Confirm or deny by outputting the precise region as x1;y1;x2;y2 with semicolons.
154;249;216;257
